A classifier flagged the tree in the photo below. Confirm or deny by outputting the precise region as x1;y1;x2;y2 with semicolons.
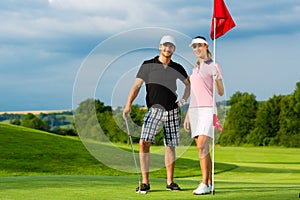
219;92;258;146
74;98;128;143
130;105;147;126
10;117;21;125
21;113;50;131
278;82;300;147
74;99;105;140
247;95;283;146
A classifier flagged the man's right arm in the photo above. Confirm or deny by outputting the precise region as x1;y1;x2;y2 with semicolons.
123;78;144;119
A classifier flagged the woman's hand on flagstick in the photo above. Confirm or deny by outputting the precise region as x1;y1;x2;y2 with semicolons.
213;65;219;80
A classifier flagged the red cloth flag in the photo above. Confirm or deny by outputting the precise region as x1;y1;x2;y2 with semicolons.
210;0;236;40
213;114;223;132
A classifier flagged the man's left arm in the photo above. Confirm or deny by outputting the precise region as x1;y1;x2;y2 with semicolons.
177;77;190;107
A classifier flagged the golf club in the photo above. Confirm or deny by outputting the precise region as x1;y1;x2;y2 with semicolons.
124;116;142;194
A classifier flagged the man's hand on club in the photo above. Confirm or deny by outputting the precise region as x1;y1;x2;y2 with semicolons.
123;106;131;120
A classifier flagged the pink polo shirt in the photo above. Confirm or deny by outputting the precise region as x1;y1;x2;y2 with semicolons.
189;59;222;108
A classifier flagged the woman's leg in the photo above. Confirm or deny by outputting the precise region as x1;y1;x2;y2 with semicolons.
195;135;211;185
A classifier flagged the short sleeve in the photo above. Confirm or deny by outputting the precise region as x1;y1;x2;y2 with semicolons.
176;64;189;82
136;61;149;83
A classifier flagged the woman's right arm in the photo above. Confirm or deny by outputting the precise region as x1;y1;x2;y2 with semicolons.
183;110;190;132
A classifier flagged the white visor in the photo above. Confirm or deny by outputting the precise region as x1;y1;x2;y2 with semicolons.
189;38;208;47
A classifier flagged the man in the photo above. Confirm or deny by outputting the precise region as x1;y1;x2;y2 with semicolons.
123;35;190;194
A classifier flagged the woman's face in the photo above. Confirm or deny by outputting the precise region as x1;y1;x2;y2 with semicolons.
192;43;208;59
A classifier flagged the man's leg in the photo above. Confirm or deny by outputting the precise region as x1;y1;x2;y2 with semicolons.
165;146;175;185
140;140;151;184
136;108;163;193
163;108;180;190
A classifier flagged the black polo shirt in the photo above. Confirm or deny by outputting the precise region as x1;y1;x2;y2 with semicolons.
136;56;188;111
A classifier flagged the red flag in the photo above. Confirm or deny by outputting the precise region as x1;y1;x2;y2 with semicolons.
210;0;236;40
213;114;223;132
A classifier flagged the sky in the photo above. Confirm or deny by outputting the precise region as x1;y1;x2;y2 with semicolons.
1;0;300;111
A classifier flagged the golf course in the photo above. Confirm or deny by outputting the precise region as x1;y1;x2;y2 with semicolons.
0;123;299;200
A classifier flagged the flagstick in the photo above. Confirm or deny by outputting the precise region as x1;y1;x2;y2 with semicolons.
212;16;216;196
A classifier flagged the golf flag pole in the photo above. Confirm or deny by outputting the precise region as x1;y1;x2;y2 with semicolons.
212;16;216;195
210;0;235;195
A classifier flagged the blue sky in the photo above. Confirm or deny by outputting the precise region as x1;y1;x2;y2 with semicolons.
1;0;300;111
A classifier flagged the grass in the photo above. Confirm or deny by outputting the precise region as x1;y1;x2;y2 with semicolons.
0;176;298;200
0;123;299;199
0;123;126;176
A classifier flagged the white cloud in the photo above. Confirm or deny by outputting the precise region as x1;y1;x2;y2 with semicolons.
2;0;298;44
48;0;128;12
230;0;300;37
1;0;300;110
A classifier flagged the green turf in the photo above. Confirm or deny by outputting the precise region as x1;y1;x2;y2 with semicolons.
0;175;298;200
0;123;299;199
0;123;127;176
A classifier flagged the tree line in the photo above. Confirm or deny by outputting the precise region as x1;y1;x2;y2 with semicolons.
220;82;300;147
2;82;299;147
1;111;77;136
74;82;299;148
73;82;299;148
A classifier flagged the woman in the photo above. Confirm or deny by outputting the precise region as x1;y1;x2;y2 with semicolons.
184;36;224;195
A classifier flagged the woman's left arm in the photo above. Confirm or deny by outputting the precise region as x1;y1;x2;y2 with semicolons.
213;63;224;96
215;79;224;96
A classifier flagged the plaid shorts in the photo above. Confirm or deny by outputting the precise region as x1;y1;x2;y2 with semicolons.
140;107;180;147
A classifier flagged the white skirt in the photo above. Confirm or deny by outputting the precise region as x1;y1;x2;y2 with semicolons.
189;107;214;138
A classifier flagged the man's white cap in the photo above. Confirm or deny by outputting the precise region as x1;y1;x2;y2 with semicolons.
189;38;208;47
160;35;176;46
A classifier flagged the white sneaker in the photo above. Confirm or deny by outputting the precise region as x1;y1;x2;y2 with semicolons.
193;182;211;195
209;184;215;194
208;184;212;192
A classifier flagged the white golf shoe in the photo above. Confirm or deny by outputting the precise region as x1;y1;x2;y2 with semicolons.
193;182;211;195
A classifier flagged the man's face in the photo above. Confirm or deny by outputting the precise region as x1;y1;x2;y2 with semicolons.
160;42;175;57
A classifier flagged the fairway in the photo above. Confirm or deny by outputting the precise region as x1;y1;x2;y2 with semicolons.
0;173;298;200
0;123;299;199
1;146;299;200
